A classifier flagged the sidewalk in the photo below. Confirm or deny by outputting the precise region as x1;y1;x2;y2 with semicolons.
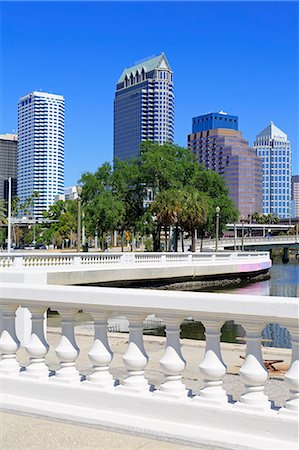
1;411;205;450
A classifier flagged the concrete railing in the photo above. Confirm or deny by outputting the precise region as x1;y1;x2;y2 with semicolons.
203;235;299;248
0;251;270;269
0;282;298;449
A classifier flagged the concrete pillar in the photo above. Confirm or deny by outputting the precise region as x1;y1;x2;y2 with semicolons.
282;247;289;264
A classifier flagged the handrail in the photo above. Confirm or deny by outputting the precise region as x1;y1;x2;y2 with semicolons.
0;282;298;449
0;251;270;269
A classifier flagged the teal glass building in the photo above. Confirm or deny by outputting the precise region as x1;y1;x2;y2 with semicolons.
114;53;174;161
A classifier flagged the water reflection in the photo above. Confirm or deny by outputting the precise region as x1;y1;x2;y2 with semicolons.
146;320;239;343
146;261;298;349
202;261;298;349
262;323;291;349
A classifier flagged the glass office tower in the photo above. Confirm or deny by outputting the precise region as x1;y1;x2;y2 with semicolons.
17;91;65;218
254;122;292;219
188;112;263;219
114;53;174;161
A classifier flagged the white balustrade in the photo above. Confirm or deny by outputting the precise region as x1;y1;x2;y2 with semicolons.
0;283;297;449
84;310;114;389
51;309;80;383
280;325;299;416
0;304;20;376
194;319;228;406
155;316;187;398
0;251;271;271
22;306;49;379
119;313;150;393
235;321;270;411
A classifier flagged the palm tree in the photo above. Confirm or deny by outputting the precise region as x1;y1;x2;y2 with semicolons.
151;190;181;251
179;190;210;252
0;200;7;225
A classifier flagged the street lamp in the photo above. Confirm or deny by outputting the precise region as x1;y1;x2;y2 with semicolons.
241;220;245;252
0;175;12;253
76;185;82;252
215;206;220;252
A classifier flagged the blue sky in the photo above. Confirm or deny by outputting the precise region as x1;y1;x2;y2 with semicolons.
1;1;298;186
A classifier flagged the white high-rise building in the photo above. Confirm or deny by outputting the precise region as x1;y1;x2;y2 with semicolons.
17;91;65;218
254;122;292;219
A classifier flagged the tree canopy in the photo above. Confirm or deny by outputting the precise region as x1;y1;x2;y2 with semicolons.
78;142;238;251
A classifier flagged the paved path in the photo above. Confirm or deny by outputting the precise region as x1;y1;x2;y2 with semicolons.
1;411;207;450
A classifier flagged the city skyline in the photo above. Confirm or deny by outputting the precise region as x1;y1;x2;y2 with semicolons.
1;1;297;186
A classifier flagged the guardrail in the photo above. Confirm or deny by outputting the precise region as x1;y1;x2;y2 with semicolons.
0;251;270;269
203;236;299;247
0;282;298;449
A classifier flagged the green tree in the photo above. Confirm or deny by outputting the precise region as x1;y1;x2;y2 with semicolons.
139;141;198;192
0;227;6;248
252;212;279;225
84;191;125;251
42;199;78;248
179;189;210;252
0;200;7;225
151;189;181;251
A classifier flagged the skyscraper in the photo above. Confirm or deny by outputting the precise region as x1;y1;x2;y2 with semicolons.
188;112;263;219
291;175;299;219
17;91;65;218
254;122;292;219
0;134;17;204
114;53;174;161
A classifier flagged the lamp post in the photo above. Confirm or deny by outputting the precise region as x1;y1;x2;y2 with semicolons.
215;206;220;252
76;185;82;252
241;220;244;252
233;222;236;252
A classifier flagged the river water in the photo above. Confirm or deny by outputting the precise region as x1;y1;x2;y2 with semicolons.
48;260;298;349
147;260;299;349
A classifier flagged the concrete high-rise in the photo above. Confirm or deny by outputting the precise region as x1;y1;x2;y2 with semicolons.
0;134;18;204
17;91;65;218
254;122;292;219
291;175;299;219
188;112;263;219
114;53;174;161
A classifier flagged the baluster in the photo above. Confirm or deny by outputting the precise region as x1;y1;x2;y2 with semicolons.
234;321;270;411
21;306;49;379
84;311;114;389
154;316;187;399
51;309;80;383
280;325;299;416
0;304;20;376
117;314;149;393
193;319;228;406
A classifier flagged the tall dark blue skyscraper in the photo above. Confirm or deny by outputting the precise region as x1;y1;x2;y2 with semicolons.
114;53;174;161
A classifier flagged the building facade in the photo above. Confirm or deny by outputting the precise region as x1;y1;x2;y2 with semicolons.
0;134;18;204
292;175;299;219
188;112;263;219
114;53;174;161
17;91;65;218
55;186;79;202
254;122;292;219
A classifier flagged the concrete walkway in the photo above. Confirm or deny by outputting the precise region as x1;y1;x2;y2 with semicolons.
1;411;205;450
